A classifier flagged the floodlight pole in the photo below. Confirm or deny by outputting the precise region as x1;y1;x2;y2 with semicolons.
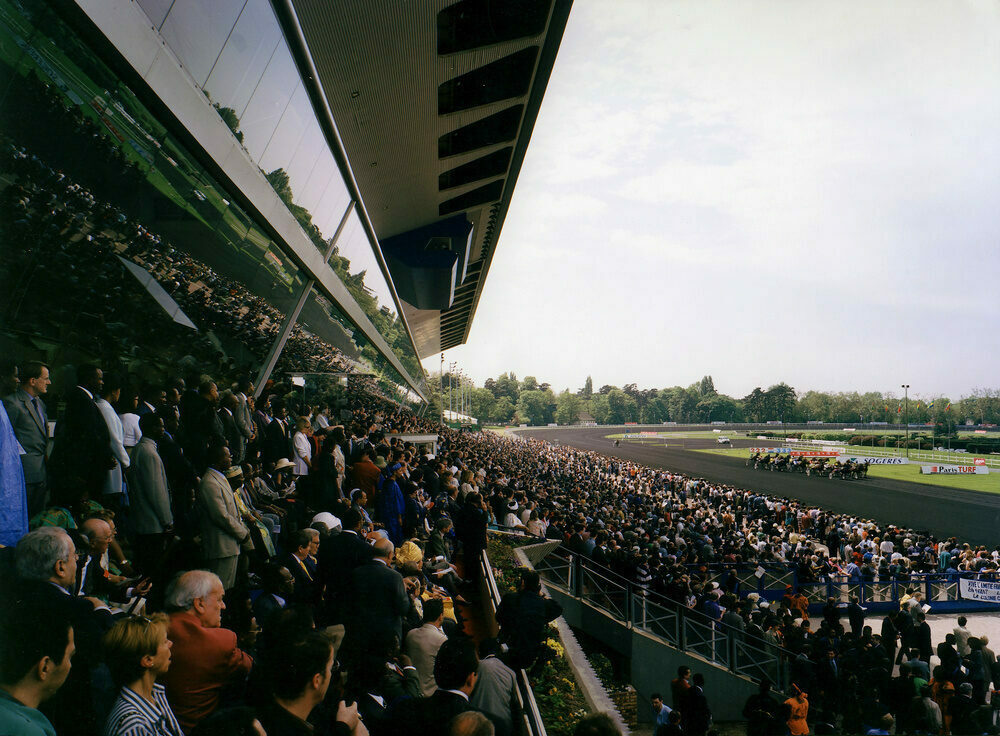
902;384;910;458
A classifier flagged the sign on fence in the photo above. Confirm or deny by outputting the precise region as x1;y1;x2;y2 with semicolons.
960;579;1000;603
843;456;909;464
749;447;793;453
791;451;839;457
921;465;989;475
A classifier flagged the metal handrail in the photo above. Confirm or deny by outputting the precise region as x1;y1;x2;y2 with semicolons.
537;546;797;690
480;549;547;736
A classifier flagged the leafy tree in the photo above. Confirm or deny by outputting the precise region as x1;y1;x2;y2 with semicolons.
765;383;797;422
555;390;583;425
521;375;539;392
469;387;495;422
483;377;498;397
582;375;593;399
606;388;637;424
517;389;555;426
598;385;616;395
494;373;520;404
492;396;515;423
742;387;766;422
699;375;717;397
589;394;610;424
212;103;243;143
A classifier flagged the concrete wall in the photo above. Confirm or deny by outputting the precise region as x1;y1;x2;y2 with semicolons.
547;587;761;723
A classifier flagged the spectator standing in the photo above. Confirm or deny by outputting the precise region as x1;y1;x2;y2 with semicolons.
96;376;130;508
784;686;809;736
495;569;562;671
233;377;255;464
49;364;114;506
344;539;410;664
470;638;517;736
129;413;174;582
3;360;51;517
292;417;313;486
405;599;449;697
0;395;28;546
681;673;712;736
742;679;780;736
161;571;253;732
102;613;183;736
954;616;972;657
196;444;250;590
670;666;691;710
650;692;672;731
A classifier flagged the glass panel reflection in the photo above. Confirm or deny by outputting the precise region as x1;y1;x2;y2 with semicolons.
158;0;246;88
0;1;405;392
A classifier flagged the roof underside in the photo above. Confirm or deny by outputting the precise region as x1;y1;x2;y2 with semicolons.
285;0;572;358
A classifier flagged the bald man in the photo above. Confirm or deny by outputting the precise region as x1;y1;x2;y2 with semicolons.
344;536;411;663
78;517;151;604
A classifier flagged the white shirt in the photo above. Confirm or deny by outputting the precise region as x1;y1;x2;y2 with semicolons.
120;412;142;448
292;431;311;476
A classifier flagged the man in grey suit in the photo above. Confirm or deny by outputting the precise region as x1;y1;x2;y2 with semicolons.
3;360;51;517
196;442;250;590
129;413;173;580
234;376;256;461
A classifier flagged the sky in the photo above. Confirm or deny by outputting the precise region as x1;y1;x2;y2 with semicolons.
421;0;1000;401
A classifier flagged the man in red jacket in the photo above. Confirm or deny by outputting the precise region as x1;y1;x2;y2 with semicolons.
161;570;253;732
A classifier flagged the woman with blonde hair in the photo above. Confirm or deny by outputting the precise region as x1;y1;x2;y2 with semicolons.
103;613;183;736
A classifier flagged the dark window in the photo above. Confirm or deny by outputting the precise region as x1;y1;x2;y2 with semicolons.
437;0;552;55
438;105;523;158
439;148;513;190
438;179;505;216
438;47;539;115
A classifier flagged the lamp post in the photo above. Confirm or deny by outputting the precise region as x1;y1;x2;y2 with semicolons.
901;384;910;458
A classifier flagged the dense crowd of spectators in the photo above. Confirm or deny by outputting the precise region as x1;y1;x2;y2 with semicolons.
1;141;413;405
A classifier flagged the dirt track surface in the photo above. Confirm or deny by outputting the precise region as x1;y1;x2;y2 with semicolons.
516;427;1000;546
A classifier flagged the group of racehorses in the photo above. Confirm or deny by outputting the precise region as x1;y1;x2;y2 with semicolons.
748;451;871;479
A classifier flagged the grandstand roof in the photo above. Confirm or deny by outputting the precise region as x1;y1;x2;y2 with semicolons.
275;0;573;357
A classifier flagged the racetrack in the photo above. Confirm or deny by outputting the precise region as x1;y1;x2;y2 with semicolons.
516;427;1000;546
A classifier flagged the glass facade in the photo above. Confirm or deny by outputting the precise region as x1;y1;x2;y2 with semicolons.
129;0;423;382
0;0;422;400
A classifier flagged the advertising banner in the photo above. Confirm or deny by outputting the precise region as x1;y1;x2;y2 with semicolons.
791;451;839;457
960;578;1000;603
920;465;989;475
842;456;908;464
749;447;793;454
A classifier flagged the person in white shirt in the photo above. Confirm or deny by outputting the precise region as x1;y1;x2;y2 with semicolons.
96;379;129;503
292;418;313;479
117;387;142;451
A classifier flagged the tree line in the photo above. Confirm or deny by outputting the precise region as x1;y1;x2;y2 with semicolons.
426;372;1000;429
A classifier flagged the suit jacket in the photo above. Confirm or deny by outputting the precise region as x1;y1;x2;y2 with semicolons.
197;468;248;559
252;592;286;629
287;553;321;607
129;437;173;534
76;553;128;602
404;623;449;696
50;386;113;496
3;389;47;483
387;689;475;736
234;393;254;440
163;610;253;733
31;581;115;736
320;530;372;623
264;418;291;464
346;559;409;647
219;408;244;464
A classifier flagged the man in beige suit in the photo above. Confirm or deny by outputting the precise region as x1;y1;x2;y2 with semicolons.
196;443;249;590
403;598;448;696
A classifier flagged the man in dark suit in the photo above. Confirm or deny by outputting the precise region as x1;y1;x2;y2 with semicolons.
319;508;372;625
343;537;409;664
495;569;562;670
3;360;51;517
49;364;114;501
264;402;292;465
287;529;321;607
384;637;480;736
15;527;117;736
848;596;866;636
218;391;243;464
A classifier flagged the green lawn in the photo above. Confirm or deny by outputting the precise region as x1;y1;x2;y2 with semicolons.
691;448;1000;494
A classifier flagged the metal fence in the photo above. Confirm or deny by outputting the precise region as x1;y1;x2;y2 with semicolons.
535;547;794;691
481;548;547;736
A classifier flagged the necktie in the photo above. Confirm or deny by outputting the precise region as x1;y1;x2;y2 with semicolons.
32;398;45;428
